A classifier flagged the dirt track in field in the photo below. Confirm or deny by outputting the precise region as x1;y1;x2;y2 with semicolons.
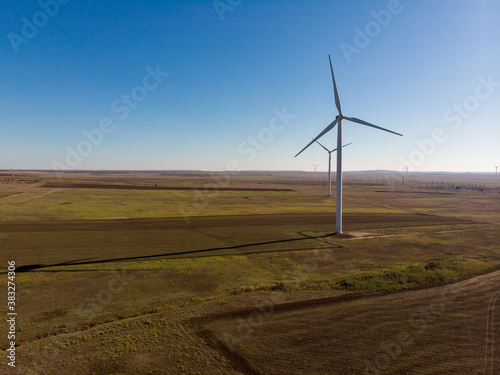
190;270;500;374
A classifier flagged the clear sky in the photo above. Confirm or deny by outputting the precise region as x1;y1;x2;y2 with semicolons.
1;0;499;173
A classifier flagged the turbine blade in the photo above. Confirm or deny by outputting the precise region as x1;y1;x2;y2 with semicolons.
315;140;330;153
330;142;352;153
329;55;342;115
295;118;339;157
344;117;403;137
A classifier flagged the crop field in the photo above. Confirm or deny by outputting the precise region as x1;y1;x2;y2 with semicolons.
0;170;499;374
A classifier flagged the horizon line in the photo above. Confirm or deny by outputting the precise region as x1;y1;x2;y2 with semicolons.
1;169;499;175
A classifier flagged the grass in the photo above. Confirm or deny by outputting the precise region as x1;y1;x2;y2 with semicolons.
3;216;499;347
230;257;496;294
1;172;500;373
336;257;494;291
205;267;500;375
8;248;497;350
0;186;338;221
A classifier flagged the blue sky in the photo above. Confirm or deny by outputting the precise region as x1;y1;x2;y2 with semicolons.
1;0;499;172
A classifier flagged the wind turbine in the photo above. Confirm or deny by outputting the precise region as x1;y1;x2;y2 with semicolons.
315;141;352;196
295;55;403;233
495;164;499;175
312;164;319;172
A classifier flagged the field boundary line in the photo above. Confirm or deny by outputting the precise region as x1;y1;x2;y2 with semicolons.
39;182;295;192
0;188;62;205
176;323;236;375
188;270;500;326
484;291;499;374
345;226;496;240
196;329;261;375
433;227;496;234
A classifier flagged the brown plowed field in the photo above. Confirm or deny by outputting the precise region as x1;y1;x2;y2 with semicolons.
41;182;294;192
0;212;473;232
193;270;500;374
0;213;477;270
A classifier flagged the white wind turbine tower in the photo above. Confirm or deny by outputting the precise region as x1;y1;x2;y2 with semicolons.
315;140;352;196
296;55;403;234
495;164;499;175
312;164;319;172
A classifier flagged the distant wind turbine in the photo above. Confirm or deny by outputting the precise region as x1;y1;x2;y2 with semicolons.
315;141;352;196
295;55;403;233
312;164;319;172
495;164;499;175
